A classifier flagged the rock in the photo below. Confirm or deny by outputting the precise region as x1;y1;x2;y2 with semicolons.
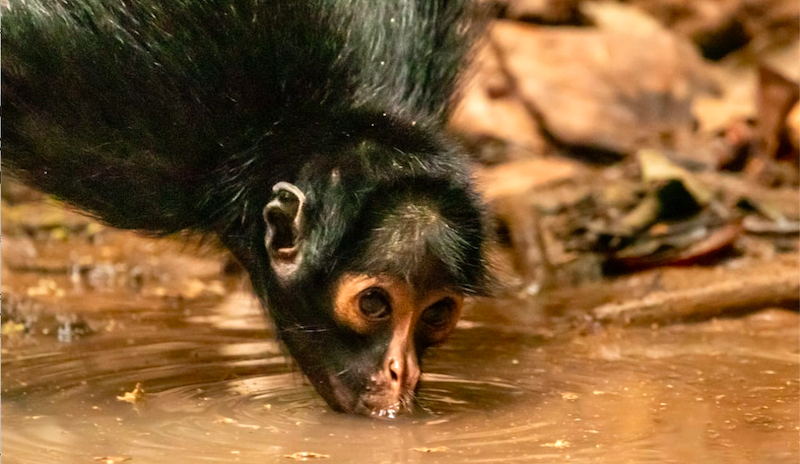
452;4;715;159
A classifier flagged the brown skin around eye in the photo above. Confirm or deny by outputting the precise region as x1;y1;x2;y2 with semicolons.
416;292;463;345
422;298;455;327
332;274;462;339
333;274;410;334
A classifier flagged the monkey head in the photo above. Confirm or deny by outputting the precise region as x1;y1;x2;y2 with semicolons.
232;135;489;417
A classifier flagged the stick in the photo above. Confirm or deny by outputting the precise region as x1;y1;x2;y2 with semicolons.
593;256;800;324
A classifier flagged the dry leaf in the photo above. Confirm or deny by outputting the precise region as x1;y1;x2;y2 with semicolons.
1;321;26;336
638;149;711;206
116;383;144;404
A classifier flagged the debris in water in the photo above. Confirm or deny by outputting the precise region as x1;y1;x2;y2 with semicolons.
215;417;261;430
56;317;93;343
413;446;449;453
541;439;570;448
26;278;64;298
283;451;330;460
178;278;227;299
93;457;131;464
116;383;144;404
1;320;26;336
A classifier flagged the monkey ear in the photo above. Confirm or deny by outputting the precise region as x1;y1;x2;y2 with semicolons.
263;182;306;276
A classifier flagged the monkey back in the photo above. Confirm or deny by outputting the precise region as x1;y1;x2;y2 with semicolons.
2;0;482;236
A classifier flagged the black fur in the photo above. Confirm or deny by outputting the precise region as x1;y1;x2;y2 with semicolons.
4;0;479;232
3;0;490;414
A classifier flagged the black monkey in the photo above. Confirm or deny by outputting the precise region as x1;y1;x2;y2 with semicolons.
2;0;490;417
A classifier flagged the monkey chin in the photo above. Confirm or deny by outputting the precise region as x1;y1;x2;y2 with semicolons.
320;368;418;418
324;387;416;418
325;379;416;418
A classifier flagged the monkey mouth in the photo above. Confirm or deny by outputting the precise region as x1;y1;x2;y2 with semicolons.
355;391;416;418
369;405;401;419
354;400;404;419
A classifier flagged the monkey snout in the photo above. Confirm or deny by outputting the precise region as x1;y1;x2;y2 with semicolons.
384;354;420;393
356;357;420;418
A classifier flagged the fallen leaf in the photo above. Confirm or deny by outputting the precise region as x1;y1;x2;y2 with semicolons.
638;149;712;206
116;383;144;404
1;321;26;336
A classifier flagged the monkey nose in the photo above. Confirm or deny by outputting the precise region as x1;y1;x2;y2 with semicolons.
388;358;402;383
385;355;420;390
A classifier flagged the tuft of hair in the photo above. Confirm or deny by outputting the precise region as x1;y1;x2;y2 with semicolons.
332;181;490;296
366;202;472;286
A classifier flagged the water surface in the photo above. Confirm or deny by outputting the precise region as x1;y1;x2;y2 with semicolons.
3;283;797;464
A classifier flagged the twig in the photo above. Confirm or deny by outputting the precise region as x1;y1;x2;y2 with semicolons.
593;256;800;324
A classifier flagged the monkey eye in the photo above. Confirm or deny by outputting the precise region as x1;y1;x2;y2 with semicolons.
358;288;392;320
422;298;456;329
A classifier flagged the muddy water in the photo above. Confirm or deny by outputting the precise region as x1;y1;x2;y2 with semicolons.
2;208;798;464
3;282;798;464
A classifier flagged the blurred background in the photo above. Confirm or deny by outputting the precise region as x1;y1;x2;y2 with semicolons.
2;1;799;462
450;0;799;306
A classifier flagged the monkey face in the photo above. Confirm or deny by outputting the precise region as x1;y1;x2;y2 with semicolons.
252;178;486;417
261;267;465;418
329;274;464;417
